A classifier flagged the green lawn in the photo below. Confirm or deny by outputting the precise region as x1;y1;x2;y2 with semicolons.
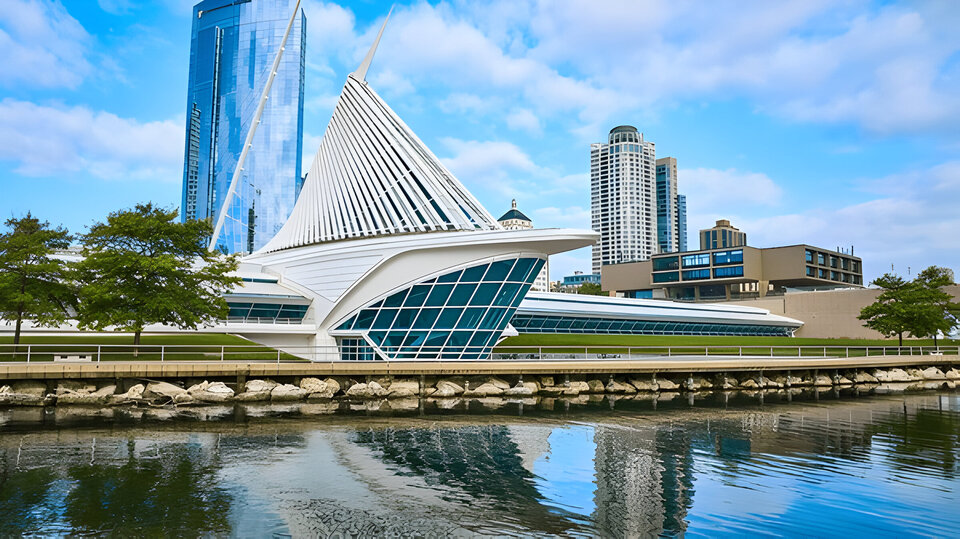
0;333;305;362
494;334;959;357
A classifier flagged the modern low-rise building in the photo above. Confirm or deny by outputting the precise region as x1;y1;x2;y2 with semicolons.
558;271;601;293
603;244;863;301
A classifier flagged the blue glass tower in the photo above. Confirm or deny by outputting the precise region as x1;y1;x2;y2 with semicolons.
181;0;305;254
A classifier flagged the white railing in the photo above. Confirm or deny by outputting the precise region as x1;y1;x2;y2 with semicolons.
0;343;956;364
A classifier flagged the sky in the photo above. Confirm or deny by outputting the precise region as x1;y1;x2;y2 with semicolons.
1;0;959;283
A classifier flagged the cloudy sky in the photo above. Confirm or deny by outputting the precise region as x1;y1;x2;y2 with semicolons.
1;0;958;282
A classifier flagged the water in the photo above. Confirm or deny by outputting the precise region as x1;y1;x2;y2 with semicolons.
1;389;958;537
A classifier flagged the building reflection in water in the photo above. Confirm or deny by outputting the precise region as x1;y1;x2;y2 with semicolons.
0;393;957;536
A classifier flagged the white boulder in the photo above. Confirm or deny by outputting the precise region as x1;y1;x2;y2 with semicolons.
144;381;187;400
271;383;308;401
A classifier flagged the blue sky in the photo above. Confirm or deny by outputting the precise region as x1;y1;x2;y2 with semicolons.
1;0;959;282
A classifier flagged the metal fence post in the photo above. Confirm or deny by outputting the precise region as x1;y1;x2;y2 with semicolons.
221;346;225;361
277;349;281;364
97;345;101;362
26;345;30;363
161;346;164;362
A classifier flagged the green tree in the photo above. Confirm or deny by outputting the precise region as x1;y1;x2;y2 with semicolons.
858;273;915;346
578;282;605;296
0;214;75;349
74;203;240;350
909;266;959;347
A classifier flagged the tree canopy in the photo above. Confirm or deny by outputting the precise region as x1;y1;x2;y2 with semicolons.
858;266;958;346
577;282;605;296
74;203;240;347
0;214;75;347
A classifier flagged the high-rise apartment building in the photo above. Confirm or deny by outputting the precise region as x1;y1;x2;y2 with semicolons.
655;157;687;254
591;126;657;274
181;0;306;254
497;199;550;292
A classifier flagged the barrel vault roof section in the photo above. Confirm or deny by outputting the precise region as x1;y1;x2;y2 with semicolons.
259;74;502;253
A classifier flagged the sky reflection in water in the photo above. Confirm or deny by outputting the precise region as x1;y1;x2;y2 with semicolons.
0;390;958;537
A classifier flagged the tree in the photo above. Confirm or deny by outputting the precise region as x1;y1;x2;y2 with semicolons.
578;282;605;296
74;203;240;350
0;214;75;349
909;266;959;347
858;273;915;346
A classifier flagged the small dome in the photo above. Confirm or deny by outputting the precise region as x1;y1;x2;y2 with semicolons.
498;199;531;222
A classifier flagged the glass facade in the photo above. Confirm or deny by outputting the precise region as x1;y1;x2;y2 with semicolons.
182;0;306;254
677;194;687;252
681;253;710;268
713;266;744;278
713;249;743;265
682;268;710;280
226;301;308;323
511;315;794;337
653;271;680;283
653;256;679;271
332;257;544;360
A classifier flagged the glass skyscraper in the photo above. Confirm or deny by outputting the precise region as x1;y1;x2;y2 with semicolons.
656;157;687;253
181;0;306;254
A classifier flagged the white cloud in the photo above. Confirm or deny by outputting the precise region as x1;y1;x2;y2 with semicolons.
524;1;960;134
439;93;499;116
97;0;134;15
531;205;590;229
680;167;783;230
301;0;361;73
291;1;960;137
702;162;960;282
0;99;183;181
505;108;541;134
439;137;555;201
441;137;537;173
0;0;93;88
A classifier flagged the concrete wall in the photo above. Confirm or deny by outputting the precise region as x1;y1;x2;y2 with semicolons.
761;246;806;282
602;260;653;292
727;285;960;339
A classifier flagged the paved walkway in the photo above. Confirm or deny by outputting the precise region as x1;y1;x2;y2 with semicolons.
0;354;956;380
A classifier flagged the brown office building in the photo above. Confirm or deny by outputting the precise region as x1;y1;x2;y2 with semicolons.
603;244;863;301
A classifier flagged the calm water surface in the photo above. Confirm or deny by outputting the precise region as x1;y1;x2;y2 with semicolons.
1;389;958;537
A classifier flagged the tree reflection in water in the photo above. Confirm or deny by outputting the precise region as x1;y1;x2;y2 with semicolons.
0;438;234;536
62;439;233;535
0;463;58;536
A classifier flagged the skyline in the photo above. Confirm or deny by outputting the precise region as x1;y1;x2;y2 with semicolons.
1;0;958;282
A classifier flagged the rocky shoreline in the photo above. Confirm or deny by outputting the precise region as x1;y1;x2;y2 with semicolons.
0;365;957;408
